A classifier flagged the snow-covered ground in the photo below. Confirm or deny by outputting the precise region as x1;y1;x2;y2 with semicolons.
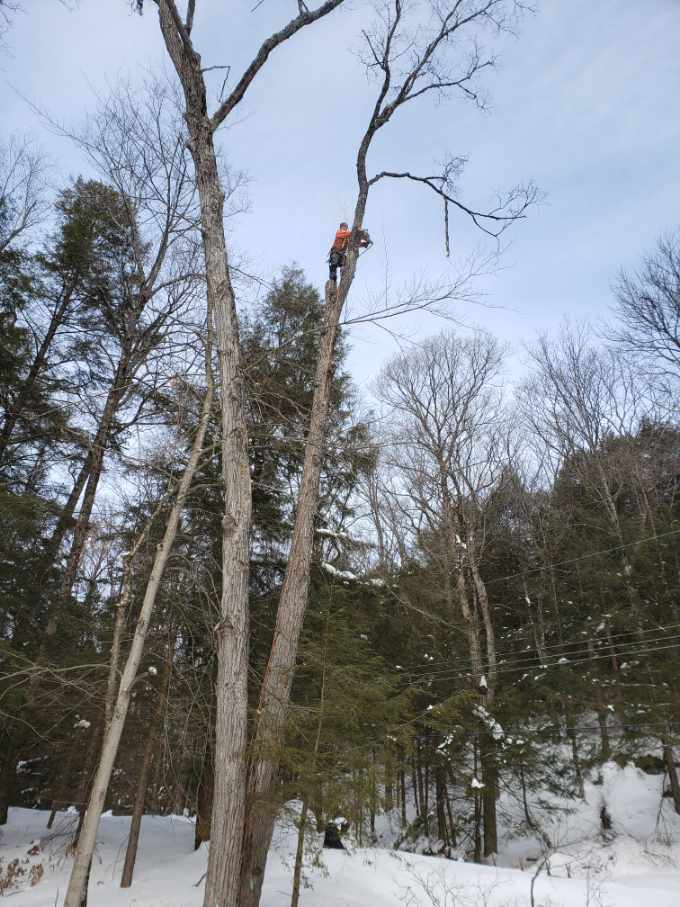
2;762;680;905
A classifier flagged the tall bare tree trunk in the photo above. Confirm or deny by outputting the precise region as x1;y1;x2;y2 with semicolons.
62;321;213;907
400;763;407;828
663;740;680;815
194;745;214;851
444;767;456;846
472;739;482;864
411;757;421;820
155;10;254;905
291;621;328;907
60;364;127;600
190;112;251;907
43;455;92;568
104;495;169;729
435;763;450;849
565;708;585;798
290;798;308;907
0;748;13;826
384;746;394;812
480;729;498;859
239;260;358;904
120;633;174;888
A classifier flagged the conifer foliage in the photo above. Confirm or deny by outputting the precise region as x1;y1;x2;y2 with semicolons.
0;5;679;905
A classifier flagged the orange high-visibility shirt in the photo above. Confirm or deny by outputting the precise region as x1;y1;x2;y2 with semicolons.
331;228;352;252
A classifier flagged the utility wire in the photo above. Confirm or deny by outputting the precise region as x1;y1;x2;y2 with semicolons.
401;627;680;676
400;639;680;685
398;620;680;674
483;527;680;588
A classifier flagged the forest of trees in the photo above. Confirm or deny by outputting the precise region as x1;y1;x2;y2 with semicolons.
1;2;679;907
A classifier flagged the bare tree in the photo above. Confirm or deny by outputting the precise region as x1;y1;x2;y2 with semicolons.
40;79;203;611
520;325;647;552
376;330;506;855
612;229;680;377
120;627;175;887
0;1;19;41
518;324;655;659
0;137;55;470
0;135;47;253
138;3;348;906
241;3;535;899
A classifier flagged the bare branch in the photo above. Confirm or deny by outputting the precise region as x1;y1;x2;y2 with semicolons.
369;167;538;238
210;0;345;131
611;229;680;376
185;0;195;33
341;250;498;327
0;135;48;252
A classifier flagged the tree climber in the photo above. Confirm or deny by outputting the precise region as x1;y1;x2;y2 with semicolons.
328;222;371;283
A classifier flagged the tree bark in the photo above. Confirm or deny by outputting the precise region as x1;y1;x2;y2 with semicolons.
423;760;430;838
444;767;456;847
155;11;253;906
663;741;680;815
42;453;92;571
105;498;168;729
290;799;308;907
384;746;394;812
191;116;251;907
0;750;12;826
399;764;407;828
120;633;174;888
194;744;214;851
468;544;497;701
59;362;127;601
119;720;157;887
473;740;482;864
239;265;358;905
435;763;449;848
565;708;585;798
412;755;421;821
62;320;213;907
596;708;611;762
480;730;498;859
369;752;377;840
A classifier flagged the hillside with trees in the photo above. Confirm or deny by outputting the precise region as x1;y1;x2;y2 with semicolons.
1;1;679;906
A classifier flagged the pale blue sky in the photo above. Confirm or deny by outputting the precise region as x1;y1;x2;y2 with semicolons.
3;0;679;385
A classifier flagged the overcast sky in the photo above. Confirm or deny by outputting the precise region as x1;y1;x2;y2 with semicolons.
3;0;679;388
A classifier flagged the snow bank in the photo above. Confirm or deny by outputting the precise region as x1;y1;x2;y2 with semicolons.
3;762;680;906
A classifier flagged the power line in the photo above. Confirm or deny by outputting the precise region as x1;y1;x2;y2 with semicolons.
407;628;680;675
405;637;680;683
382;527;680;640
399;620;680;674
483;527;680;588
399;639;680;686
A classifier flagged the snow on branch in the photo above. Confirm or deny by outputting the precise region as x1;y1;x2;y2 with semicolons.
320;561;389;589
321;562;359;582
473;703;505;742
